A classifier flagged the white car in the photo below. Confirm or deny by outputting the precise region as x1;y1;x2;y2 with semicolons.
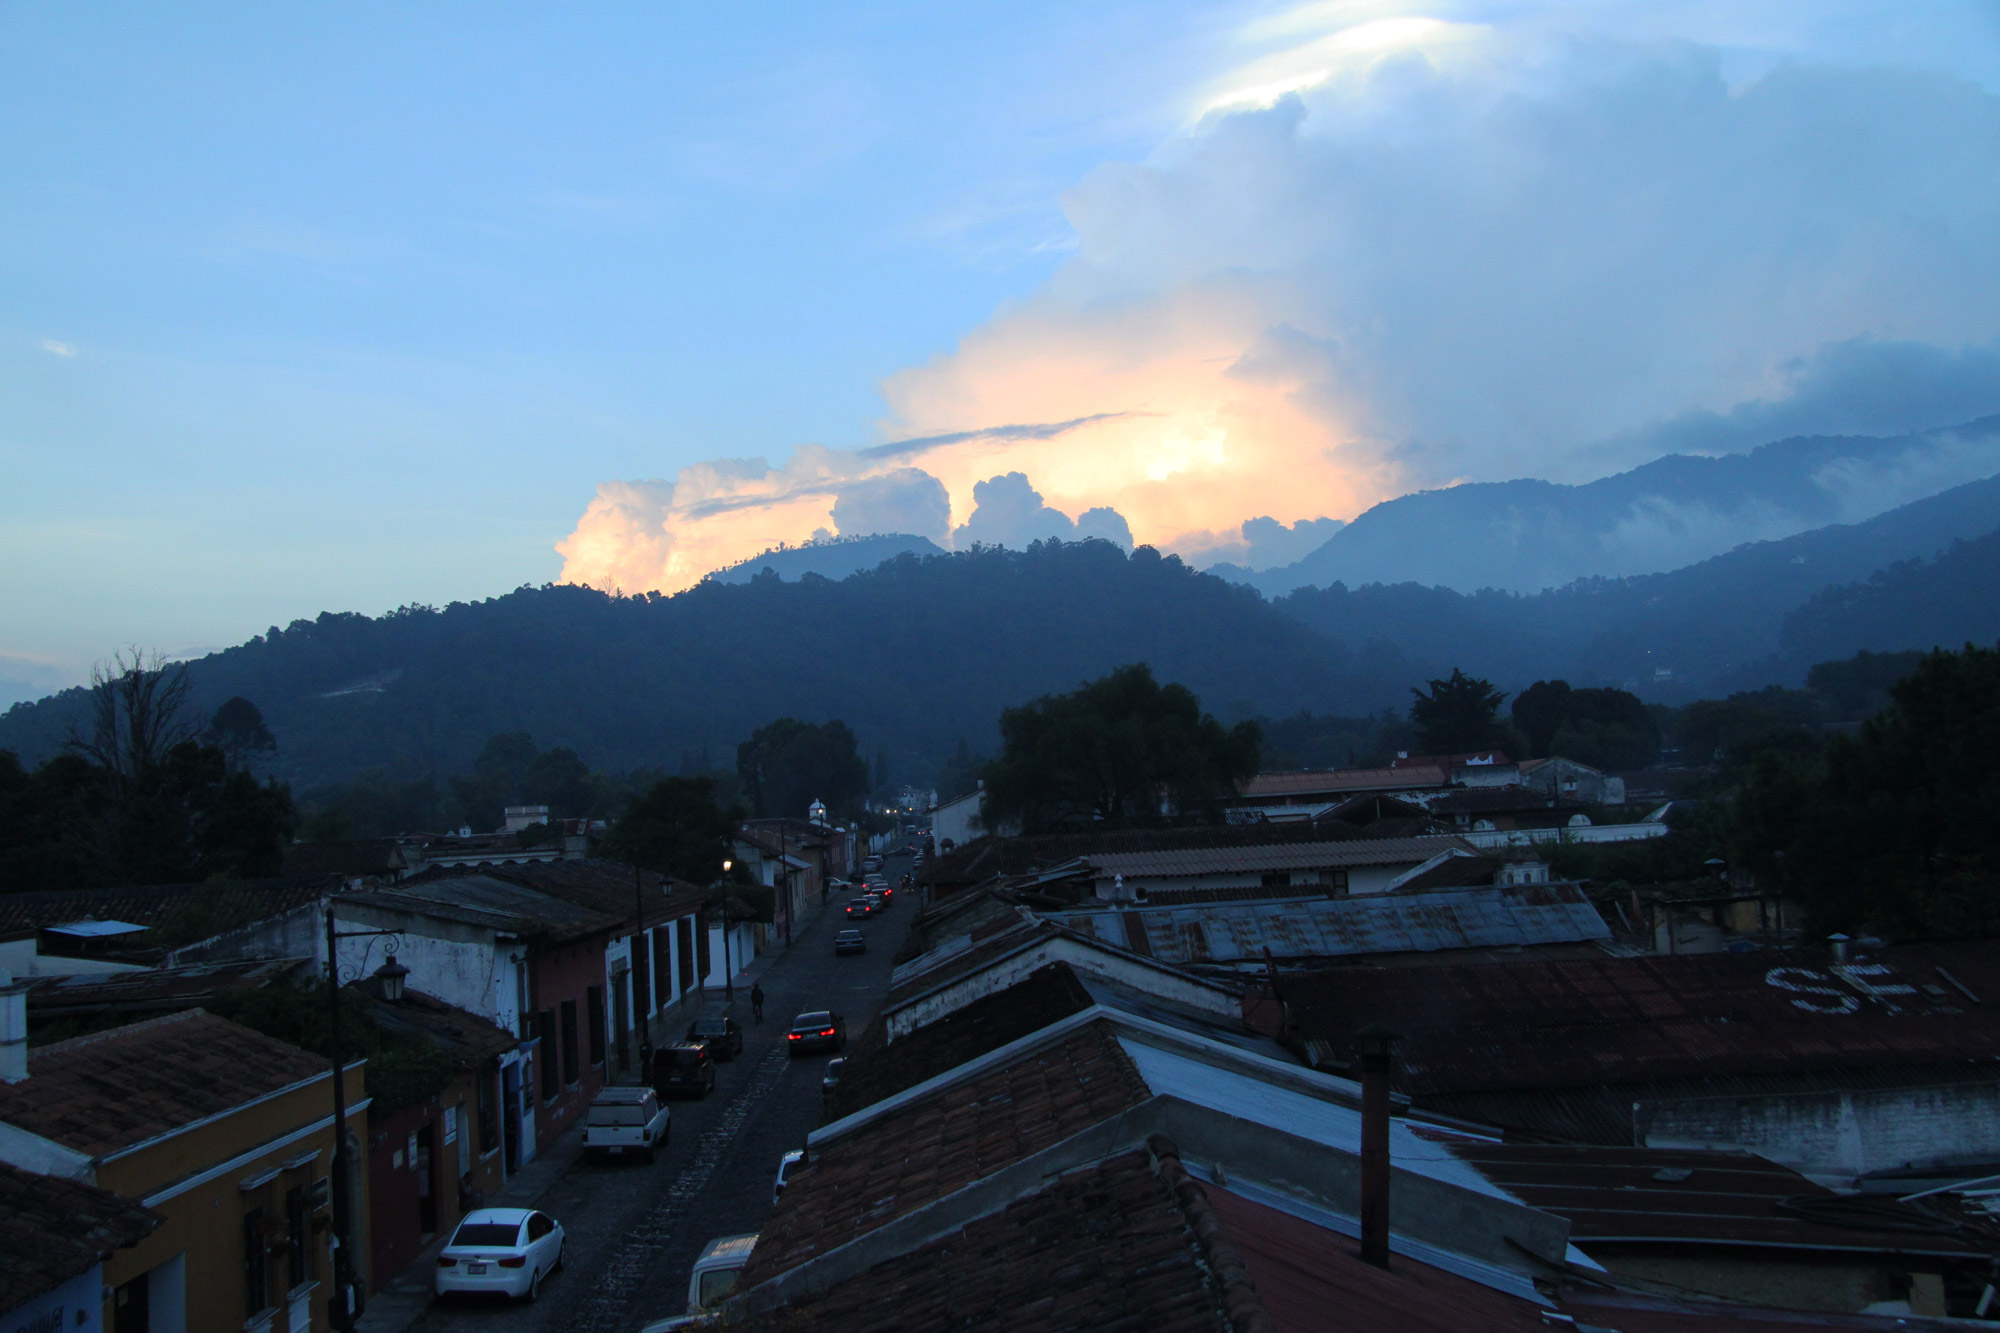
434;1207;565;1302
772;1148;805;1205
582;1085;670;1162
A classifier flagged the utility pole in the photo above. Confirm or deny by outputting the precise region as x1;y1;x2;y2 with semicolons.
324;907;403;1332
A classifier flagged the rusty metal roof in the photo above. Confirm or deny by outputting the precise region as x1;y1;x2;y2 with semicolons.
1052;883;1610;966
1278;940;2000;1099
1450;1142;1990;1258
1084;836;1471;880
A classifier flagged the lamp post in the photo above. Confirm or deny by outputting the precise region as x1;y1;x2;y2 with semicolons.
323;907;404;1333
718;858;735;1001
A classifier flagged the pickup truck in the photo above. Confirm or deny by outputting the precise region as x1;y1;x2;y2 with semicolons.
581;1086;670;1163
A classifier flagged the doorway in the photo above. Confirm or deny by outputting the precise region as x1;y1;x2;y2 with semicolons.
501;1063;522;1174
416;1122;438;1237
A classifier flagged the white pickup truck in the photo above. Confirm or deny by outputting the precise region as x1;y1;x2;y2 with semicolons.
581;1086;670;1163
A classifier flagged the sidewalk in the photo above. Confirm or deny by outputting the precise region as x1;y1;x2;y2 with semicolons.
355;1118;590;1331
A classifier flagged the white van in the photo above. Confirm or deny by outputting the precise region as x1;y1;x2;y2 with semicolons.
581;1086;669;1163
687;1233;758;1315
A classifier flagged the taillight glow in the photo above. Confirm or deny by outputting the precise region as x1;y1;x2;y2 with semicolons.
498;1257;526;1269
437;1257;457;1267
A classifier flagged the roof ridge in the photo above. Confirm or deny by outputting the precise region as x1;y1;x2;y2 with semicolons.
1147;1132;1278;1333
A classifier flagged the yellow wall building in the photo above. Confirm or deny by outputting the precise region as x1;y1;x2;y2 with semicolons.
0;1009;370;1333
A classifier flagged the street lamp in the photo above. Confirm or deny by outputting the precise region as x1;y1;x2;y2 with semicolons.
716;859;736;1001
323;907;404;1333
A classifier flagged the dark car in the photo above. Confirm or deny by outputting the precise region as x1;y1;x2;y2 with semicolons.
833;929;866;956
843;899;874;920
686;1012;744;1060
651;1043;717;1098
786;1010;846;1057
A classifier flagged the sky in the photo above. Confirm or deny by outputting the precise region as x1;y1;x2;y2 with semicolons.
6;1;2000;705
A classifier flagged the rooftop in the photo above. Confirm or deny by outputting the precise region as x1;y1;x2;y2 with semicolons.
1083;836;1473;880
0;876;337;941
0;1160;161;1312
921;821;1409;896
1053;882;1609;967
341;875;623;944
1237;767;1450;800
0;1009;331;1158
408;857;708;926
737;1148;1233;1333
350;979;518;1067
1449;1142;1990;1260
740;1021;1153;1284
24;957;304;1016
1270;940;2000;1100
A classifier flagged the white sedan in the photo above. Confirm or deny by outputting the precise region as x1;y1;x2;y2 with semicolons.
434;1207;565;1302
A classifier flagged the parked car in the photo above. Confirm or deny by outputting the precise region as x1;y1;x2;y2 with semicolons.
843;898;874;920
684;1233;759;1316
435;1208;565;1302
833;929;866;955
821;1057;846;1102
786;1010;846;1056
862;855;883;872
687;1011;744;1060
772;1148;806;1205
582;1086;670;1162
652;1043;717;1098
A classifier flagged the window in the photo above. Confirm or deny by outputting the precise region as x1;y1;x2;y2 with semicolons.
653;929;672;1006
561;998;580;1086
1261;871;1292;889
679;917;697;992
243;1206;269;1317
587;986;606;1067
514;960;531;1040
285;1183;311;1290
539;1011;558;1099
527;1213;554;1240
1320;868;1350;894
631;936;652;1019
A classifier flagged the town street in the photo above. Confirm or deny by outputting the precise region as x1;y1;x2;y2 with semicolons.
400;854;914;1333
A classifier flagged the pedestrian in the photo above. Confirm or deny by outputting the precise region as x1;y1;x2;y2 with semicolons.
750;982;765;1023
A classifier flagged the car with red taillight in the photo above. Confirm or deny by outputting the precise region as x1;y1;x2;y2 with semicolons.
785;1010;846;1056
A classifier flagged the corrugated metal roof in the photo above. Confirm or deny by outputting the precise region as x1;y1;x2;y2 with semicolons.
1084;835;1470;879
1053;883;1609;965
1239;767;1449;799
1452;1142;1988;1258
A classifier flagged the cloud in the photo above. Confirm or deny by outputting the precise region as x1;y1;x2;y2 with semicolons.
829;468;953;544
39;338;75;357
953;471;1128;549
561;4;2000;593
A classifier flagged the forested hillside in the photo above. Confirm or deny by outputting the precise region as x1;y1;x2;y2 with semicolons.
6;479;1999;793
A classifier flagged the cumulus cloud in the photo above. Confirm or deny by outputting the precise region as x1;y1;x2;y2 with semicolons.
829;468;953;544
951;472;1134;550
561;3;2000;593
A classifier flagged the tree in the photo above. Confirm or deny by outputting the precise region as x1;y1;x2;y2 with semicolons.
601;776;741;885
205;696;276;769
1511;680;1572;759
981;663;1260;833
737;718;868;821
67;649;196;786
1550;687;1660;770
1765;644;2000;937
1409;668;1508;754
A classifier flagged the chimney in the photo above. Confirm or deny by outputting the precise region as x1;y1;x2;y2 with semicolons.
1355;1023;1397;1268
0;968;29;1083
1829;933;1851;964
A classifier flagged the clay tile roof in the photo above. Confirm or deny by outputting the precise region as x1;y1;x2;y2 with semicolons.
740;1021;1152;1284
411;858;708;924
826;962;1098;1120
0;1010;330;1158
351;981;519;1068
0;1161;162;1311
346;876;622;944
739;1149;1230;1333
1239;767;1449;799
0;876;337;938
24;957;304;1016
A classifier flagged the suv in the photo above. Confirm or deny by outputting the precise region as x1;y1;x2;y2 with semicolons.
582;1087;670;1163
686;1012;744;1060
786;1010;846;1057
651;1043;717;1098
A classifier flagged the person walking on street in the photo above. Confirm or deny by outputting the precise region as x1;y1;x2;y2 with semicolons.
750;982;765;1023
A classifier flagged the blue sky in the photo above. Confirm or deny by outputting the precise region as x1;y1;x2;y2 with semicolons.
6;2;2000;704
